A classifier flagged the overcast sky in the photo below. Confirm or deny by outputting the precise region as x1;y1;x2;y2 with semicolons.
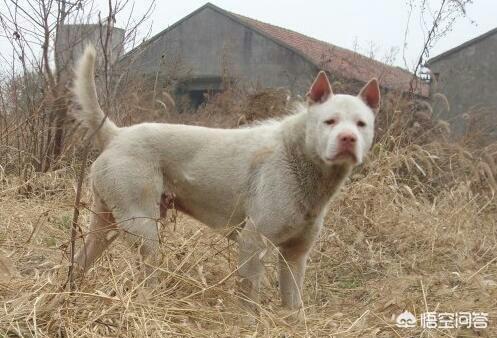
0;0;495;72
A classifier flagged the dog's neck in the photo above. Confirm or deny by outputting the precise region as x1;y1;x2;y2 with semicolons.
280;111;352;213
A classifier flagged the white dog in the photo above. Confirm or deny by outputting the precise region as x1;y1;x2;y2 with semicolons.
72;45;380;313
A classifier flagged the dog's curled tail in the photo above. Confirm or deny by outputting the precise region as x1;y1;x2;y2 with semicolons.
72;44;119;149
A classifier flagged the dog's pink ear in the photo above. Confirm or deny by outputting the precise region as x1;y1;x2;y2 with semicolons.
359;78;381;113
307;71;333;104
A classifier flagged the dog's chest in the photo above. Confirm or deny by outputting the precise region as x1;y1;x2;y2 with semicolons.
274;166;348;242
272;208;325;246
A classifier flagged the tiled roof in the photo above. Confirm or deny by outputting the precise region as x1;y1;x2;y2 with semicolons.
122;3;429;96
229;11;429;96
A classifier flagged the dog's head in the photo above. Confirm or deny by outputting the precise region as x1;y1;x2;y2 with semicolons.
305;71;380;166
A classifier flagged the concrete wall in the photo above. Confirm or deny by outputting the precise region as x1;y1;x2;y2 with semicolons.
428;33;497;136
55;24;125;75
121;7;318;96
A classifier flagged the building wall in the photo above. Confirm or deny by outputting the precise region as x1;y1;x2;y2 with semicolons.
55;24;125;75
428;33;497;136
121;7;318;96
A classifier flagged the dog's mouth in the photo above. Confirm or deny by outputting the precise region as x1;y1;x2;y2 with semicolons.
326;151;358;164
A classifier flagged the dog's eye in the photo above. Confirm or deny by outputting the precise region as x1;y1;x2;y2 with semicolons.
357;121;366;128
324;119;336;126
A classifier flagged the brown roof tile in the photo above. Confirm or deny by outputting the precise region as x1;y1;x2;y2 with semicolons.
231;12;429;96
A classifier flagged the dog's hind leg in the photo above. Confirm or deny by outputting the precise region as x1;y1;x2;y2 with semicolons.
116;210;161;277
89;157;164;285
111;187;163;285
74;195;118;273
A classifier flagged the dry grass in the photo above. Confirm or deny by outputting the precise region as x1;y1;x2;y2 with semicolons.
1;92;497;337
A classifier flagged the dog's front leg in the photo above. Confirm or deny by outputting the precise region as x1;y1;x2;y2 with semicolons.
237;220;267;314
278;243;309;310
278;219;321;315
